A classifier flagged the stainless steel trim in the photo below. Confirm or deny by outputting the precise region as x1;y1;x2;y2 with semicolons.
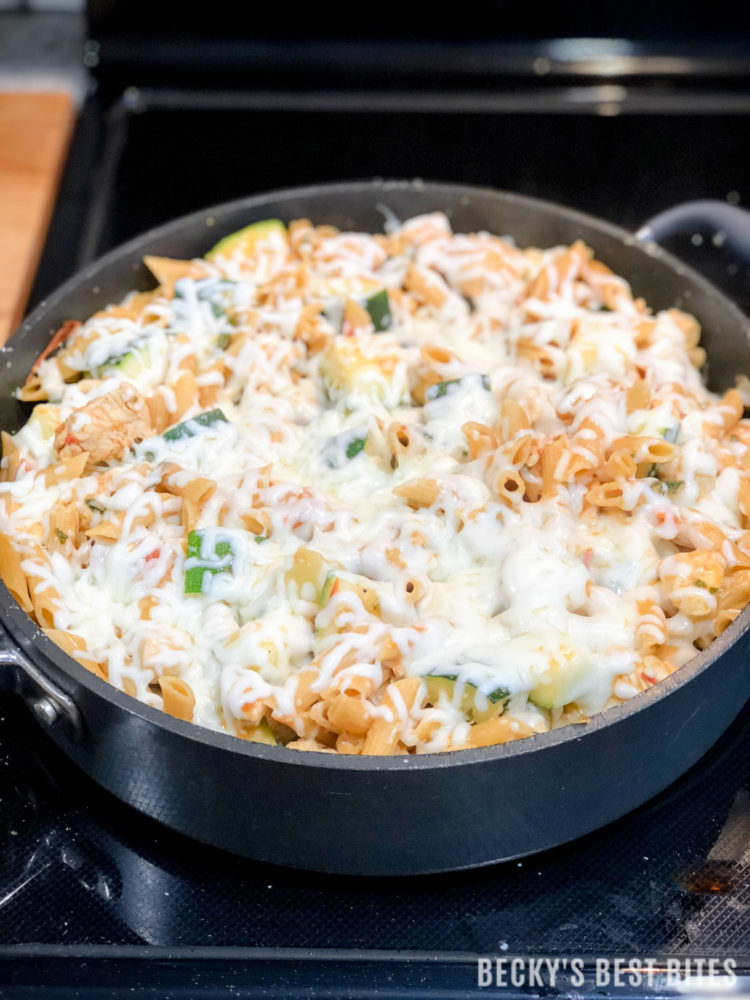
0;628;83;742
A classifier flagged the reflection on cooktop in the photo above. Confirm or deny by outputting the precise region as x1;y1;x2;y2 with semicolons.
0;692;747;953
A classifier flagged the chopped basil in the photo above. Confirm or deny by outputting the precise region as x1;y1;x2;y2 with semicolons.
85;498;106;513
426;373;491;401
321;429;368;469
55;529;68;543
345;436;367;459
163;408;228;442
216;333;231;349
365;289;393;332
487;685;510;704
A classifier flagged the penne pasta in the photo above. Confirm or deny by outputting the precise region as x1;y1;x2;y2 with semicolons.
0;532;33;612
393;478;440;509
159;675;196;722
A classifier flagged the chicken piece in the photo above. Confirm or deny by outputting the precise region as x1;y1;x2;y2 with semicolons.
55;384;154;464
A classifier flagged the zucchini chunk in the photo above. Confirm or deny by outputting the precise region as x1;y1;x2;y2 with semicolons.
26;403;61;441
319;337;407;404
184;530;235;594
319;571;380;615
163;408;228;442
424;674;510;723
285;547;327;602
365;288;393;332
528;656;591;710
93;343;150;379
206;219;288;260
247;718;278;746
315;571;380;640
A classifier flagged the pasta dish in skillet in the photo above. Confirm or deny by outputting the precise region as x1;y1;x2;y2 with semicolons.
2;212;749;754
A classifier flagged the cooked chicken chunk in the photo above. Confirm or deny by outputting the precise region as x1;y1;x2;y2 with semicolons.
55;385;154;464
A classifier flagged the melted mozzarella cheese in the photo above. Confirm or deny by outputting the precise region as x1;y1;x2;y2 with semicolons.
3;211;749;754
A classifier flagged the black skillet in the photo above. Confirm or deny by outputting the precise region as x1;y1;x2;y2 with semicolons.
1;180;749;875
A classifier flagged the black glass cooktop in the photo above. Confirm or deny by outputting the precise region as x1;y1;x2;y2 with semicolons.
0;692;748;995
7;79;750;998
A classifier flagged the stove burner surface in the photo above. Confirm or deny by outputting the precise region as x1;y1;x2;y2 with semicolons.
0;693;748;955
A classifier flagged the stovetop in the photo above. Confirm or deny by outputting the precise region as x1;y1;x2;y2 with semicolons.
0;692;748;995
4;71;750;997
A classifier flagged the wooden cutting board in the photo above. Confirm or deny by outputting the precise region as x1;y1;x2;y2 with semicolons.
0;92;75;345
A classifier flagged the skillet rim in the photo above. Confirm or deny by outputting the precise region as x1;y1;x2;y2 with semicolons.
2;177;750;771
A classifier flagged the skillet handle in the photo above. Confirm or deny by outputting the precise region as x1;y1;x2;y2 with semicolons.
636;200;750;260
0;624;84;742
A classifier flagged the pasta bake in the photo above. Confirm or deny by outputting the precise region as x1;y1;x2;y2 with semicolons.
2;212;749;755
